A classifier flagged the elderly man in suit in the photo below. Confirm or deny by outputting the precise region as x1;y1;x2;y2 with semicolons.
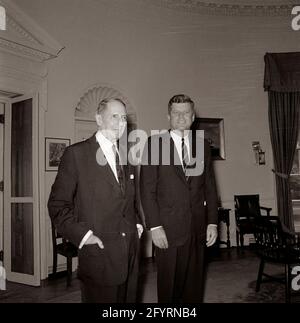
140;94;218;303
48;98;143;303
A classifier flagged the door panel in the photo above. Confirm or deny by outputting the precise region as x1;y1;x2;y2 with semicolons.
4;94;40;285
11;99;33;197
0;102;4;256
11;203;34;275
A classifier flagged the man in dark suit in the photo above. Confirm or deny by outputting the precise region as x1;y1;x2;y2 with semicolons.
140;94;218;303
48;98;143;303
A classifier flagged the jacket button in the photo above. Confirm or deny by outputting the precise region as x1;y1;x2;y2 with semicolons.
121;232;126;237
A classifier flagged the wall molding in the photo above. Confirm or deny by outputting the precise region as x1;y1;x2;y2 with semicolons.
6;14;41;45
0;37;53;61
148;0;294;16
0;64;43;84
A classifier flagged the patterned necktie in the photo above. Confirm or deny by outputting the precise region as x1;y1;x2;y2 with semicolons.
181;137;189;178
113;143;125;194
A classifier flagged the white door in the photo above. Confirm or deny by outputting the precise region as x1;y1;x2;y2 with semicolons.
3;94;40;286
0;102;4;263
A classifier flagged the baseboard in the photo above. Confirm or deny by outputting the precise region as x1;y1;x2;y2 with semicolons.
48;263;67;275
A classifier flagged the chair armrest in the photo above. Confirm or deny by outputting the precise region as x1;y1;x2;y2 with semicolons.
260;206;272;216
282;231;300;252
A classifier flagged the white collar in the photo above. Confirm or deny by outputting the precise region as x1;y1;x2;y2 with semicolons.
170;130;190;141
95;130;115;149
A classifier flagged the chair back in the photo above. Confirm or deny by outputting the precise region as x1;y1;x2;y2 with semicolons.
254;216;300;264
51;221;78;258
50;219;78;287
254;215;300;302
234;194;261;221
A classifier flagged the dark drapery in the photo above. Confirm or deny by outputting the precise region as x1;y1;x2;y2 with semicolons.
268;92;300;231
264;52;300;92
264;53;300;231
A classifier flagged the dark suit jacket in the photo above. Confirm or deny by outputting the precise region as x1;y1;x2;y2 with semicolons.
48;134;140;286
140;131;218;247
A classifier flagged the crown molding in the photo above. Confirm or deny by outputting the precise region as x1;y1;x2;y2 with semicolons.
0;37;55;61
0;0;64;62
148;0;295;16
6;13;40;45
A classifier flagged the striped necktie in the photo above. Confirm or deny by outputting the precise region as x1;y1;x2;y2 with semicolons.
112;143;125;194
181;137;189;178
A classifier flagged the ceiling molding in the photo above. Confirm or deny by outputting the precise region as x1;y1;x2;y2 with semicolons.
147;0;295;16
0;0;64;62
6;13;41;46
0;37;54;61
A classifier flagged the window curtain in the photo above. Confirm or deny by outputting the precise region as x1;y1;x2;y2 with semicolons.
264;52;300;231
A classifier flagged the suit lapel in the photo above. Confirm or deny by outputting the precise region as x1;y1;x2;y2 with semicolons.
168;131;188;186
87;135;121;192
118;143;128;194
187;132;194;183
187;131;204;183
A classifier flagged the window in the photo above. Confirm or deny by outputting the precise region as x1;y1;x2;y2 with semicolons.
291;132;300;226
291;135;300;200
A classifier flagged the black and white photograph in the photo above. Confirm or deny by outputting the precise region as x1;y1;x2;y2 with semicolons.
45;137;70;171
0;0;300;310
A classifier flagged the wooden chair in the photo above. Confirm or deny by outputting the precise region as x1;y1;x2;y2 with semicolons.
50;220;78;286
234;194;272;249
254;216;300;302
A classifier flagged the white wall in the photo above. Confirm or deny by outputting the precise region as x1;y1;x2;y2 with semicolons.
13;0;300;261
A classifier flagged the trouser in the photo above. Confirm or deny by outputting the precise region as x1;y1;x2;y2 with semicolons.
156;235;206;303
81;232;139;303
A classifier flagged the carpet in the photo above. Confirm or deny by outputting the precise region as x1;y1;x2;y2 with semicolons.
204;252;300;303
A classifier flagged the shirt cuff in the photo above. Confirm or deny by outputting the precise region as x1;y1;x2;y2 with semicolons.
208;224;218;228
79;230;93;249
151;226;163;231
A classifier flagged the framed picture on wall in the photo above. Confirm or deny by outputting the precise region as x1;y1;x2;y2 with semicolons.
45;137;71;171
191;117;226;160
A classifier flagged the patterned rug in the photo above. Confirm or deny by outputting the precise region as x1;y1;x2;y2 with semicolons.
234;280;286;303
204;252;300;303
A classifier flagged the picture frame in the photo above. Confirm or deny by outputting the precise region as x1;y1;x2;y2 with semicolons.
191;117;226;160
45;137;71;171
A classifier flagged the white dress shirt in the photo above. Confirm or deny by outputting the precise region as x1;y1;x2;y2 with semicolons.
170;130;191;169
96;130;119;182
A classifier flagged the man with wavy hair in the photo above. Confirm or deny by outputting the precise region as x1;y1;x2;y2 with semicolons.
140;94;218;303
